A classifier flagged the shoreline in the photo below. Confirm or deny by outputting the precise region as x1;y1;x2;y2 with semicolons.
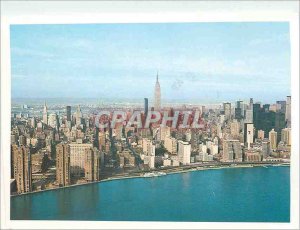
11;162;290;197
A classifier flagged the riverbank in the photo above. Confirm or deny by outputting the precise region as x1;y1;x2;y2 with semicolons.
11;162;290;197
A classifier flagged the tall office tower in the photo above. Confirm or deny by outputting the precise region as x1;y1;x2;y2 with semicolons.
222;140;242;162
66;106;71;122
285;96;291;128
235;101;243;120
245;109;253;123
223;102;231;121
250;98;253;110
85;147;100;182
48;113;57;129
164;136;177;154
257;130;265;139
253;103;261;130
244;123;254;149
144;98;149;118
43;101;48;124
230;119;240;138
56;143;70;187
235;108;242;120
14;145;32;193
69;143;93;176
154;72;161;110
261;139;271;158
98;131;106;151
76;105;83;126
269;129;277;150
276;101;286;113
178;141;191;165
281;128;291;146
236;100;242;109
275;112;286;141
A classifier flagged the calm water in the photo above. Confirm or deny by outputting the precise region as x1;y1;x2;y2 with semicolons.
11;166;290;222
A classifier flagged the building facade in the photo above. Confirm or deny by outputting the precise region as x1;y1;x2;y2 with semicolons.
56;143;71;186
178;140;191;165
85;147;100;182
13;145;32;193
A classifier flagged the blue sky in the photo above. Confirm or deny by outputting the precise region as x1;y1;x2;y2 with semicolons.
11;22;291;103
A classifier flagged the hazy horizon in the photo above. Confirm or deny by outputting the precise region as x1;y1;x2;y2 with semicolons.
11;22;291;102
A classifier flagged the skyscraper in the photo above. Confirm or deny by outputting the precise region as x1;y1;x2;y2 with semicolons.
69;142;93;176
230;119;240;139
66;106;71;122
154;72;161;110
223;102;231;121
276;101;286;114
244;123;254;149
144;98;148;117
43;101;48;124
76;105;83;126
56;143;71;187
13;145;32;193
285;96;291;128
85;147;100;182
281;128;291;146
253;103;261;130
269;129;277;151
249;98;253;110
245;109;253;123
178;140;191;165
235;100;243;120
48;113;57;129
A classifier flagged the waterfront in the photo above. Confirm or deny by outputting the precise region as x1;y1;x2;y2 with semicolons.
11;166;290;222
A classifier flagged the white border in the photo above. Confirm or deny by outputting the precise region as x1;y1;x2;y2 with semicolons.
1;1;299;229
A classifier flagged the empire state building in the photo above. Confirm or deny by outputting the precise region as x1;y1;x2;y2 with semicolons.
154;72;161;110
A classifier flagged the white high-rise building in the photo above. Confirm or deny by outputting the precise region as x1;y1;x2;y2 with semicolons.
154;72;161;110
257;130;265;139
269;129;277;150
142;138;155;156
164;136;177;154
281;128;291;146
244;123;254;150
178;141;191;165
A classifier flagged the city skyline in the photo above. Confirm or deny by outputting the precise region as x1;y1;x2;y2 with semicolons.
11;22;290;103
